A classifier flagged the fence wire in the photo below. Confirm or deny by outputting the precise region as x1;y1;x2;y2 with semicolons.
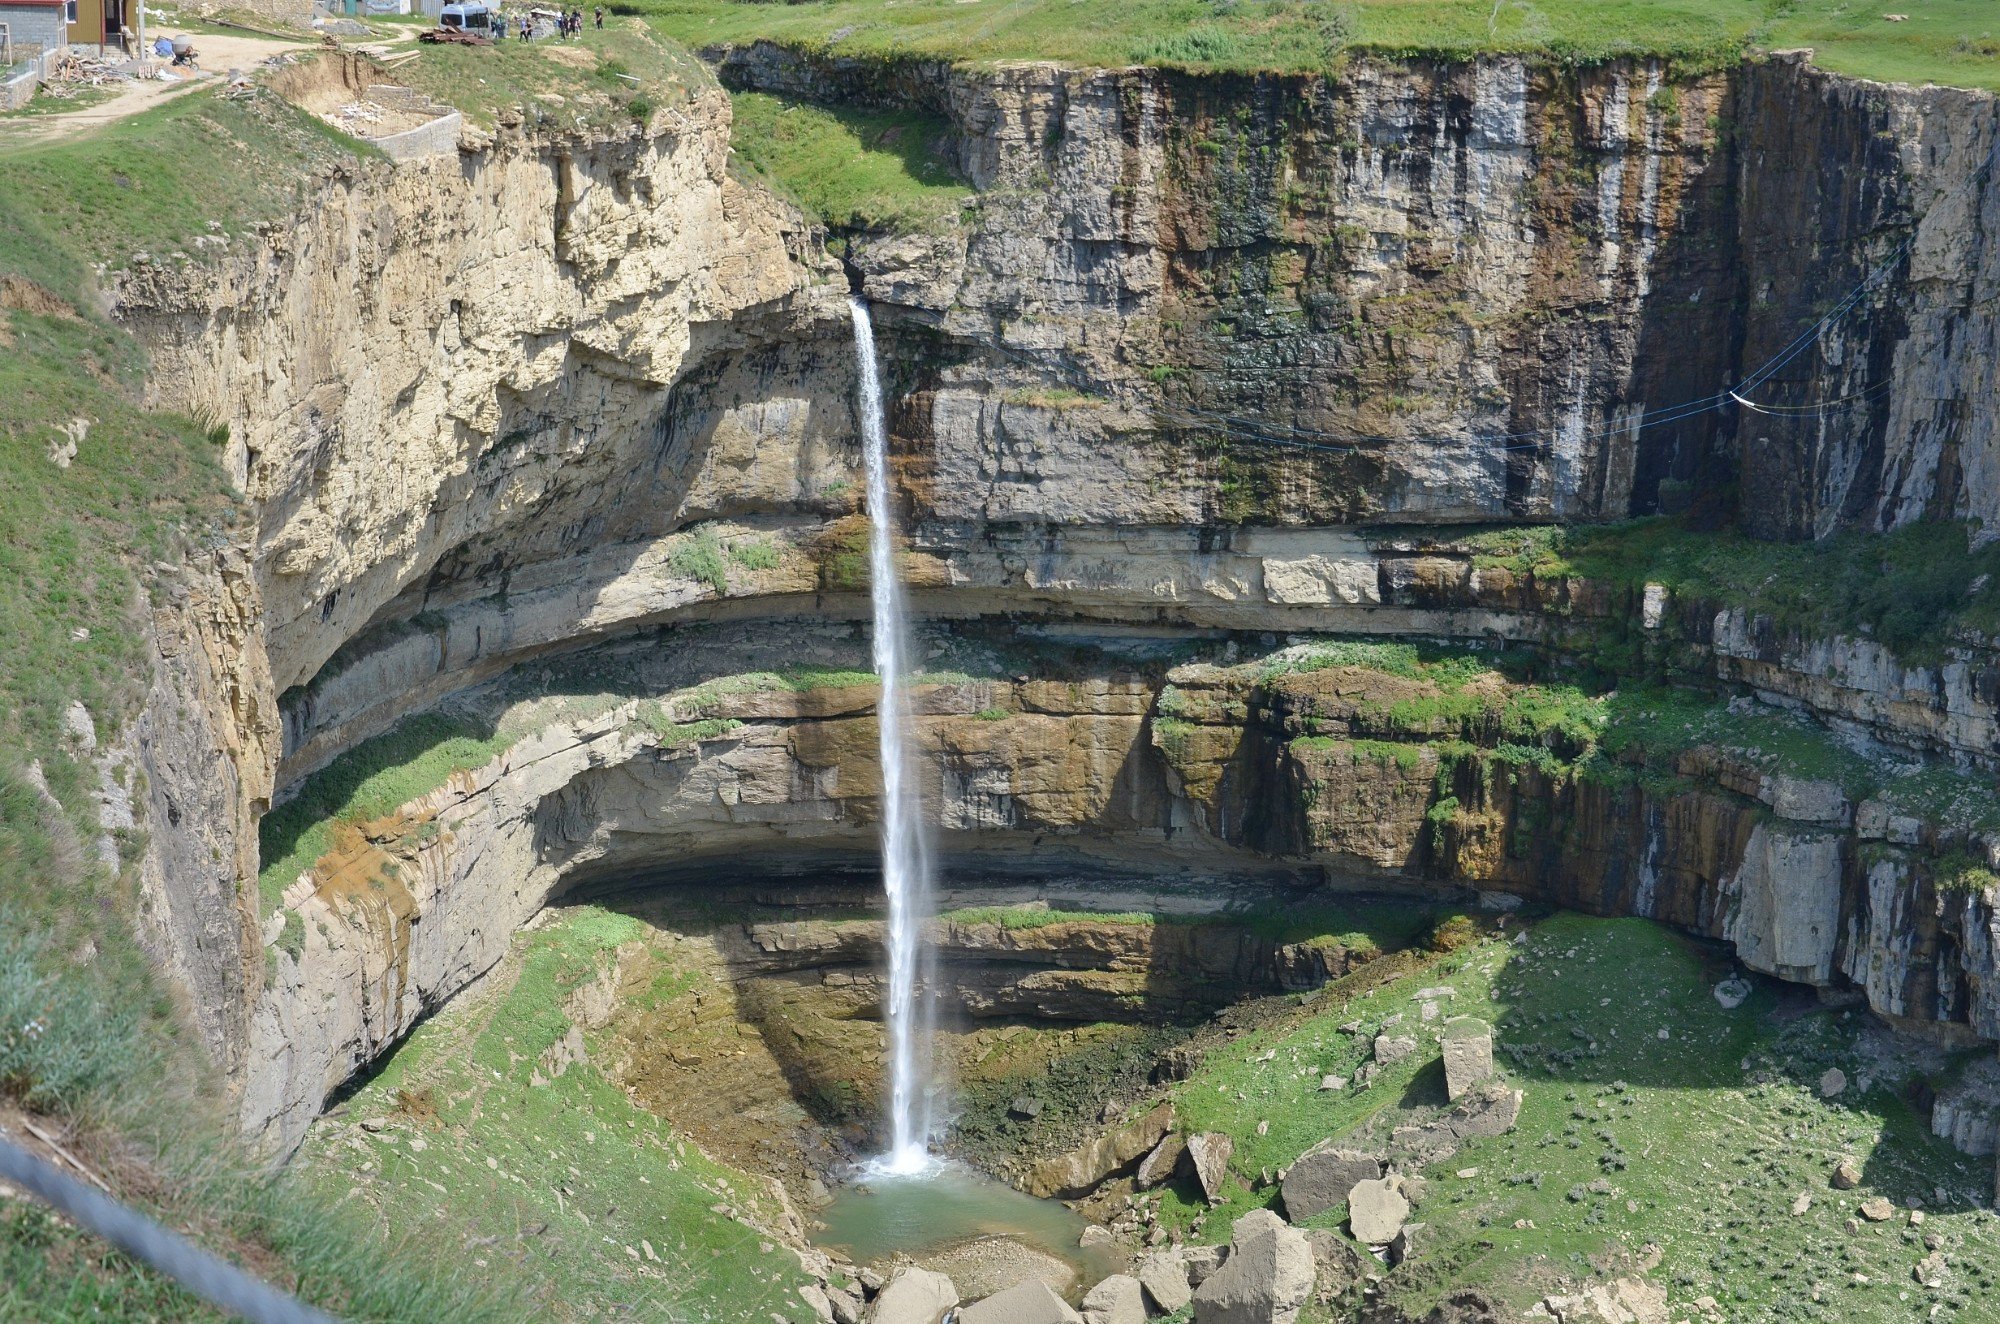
0;1133;339;1324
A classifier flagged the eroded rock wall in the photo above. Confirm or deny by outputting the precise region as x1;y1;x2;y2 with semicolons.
102;47;2000;1149
721;46;2000;542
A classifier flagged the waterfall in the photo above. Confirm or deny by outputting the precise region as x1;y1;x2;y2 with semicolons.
851;296;937;1176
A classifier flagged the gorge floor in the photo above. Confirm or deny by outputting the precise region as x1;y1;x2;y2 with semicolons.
301;896;2000;1323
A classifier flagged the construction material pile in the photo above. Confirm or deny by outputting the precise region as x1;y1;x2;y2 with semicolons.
38;51;132;99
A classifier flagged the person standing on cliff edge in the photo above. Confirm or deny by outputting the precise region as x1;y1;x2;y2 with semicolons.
593;5;602;27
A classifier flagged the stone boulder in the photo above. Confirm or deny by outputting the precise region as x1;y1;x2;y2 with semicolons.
1388;1083;1523;1166
1192;1209;1314;1324
1831;1156;1862;1190
1136;1250;1193;1313
1541;1277;1668;1323
1279;1145;1383;1222
1931;1056;2000;1156
1080;1273;1146;1324
1028;1102;1176;1198
1188;1131;1235;1203
1373;1034;1417;1066
958;1280;1080;1324
1441;1018;1495;1101
1135;1132;1188;1189
1183;1244;1227;1287
1346;1177;1410;1245
867;1267;959;1324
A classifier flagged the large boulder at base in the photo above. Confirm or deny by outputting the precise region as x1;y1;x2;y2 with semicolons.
1137;1250;1193;1313
1188;1131;1235;1203
868;1268;959;1324
1080;1273;1147;1324
1280;1145;1383;1222
1192;1209;1315;1324
1184;1244;1228;1287
1541;1276;1668;1324
958;1280;1080;1324
1135;1132;1188;1189
1028;1102;1176;1197
1346;1177;1410;1245
1441;1018;1495;1101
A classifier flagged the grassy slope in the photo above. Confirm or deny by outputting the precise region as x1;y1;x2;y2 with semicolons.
727;89;970;230
0;89;521;1322
1467;517;2000;663
640;0;2000;89
304;906;817;1323
1157;914;2000;1321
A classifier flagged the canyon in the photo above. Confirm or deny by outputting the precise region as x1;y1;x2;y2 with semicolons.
33;27;2000;1320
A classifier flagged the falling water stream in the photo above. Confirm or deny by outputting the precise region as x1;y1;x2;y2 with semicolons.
851;296;938;1176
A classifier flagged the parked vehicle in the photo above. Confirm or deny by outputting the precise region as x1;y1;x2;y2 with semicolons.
438;2;498;34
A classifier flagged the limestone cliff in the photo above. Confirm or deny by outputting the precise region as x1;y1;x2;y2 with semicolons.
96;45;2000;1152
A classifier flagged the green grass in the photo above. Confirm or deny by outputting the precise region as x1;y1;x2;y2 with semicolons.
667;525;730;594
0;825;518;1322
388;17;707;130
1467;517;2000;664
641;0;2000;89
1595;685;1868;786
727;537;782;571
1261;636;2000;834
940;904;1157;930
305;905;818;1322
0;84;366;268
1156;914;2000;1321
256;712;511;915
726;90;969;231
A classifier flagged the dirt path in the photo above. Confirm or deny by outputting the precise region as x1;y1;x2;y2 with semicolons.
0;31;315;149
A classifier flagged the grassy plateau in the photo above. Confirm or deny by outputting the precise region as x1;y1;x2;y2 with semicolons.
640;0;2000;89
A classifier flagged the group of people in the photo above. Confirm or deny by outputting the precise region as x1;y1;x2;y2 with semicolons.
502;5;602;40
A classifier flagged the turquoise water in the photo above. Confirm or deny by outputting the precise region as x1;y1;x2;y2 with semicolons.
814;1165;1122;1283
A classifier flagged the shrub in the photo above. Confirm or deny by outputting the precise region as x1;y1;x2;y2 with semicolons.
0;919;135;1113
1139;24;1242;66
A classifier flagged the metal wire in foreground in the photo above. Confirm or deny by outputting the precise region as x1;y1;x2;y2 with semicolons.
0;1133;340;1324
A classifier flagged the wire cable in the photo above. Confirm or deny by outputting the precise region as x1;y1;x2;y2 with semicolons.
0;1135;339;1324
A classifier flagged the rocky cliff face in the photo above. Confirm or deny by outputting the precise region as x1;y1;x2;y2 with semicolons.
722;45;2000;543
103;46;2000;1149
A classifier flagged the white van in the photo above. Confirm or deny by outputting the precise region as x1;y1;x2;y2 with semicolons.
438;2;498;33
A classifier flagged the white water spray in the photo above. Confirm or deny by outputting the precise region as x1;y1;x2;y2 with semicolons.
851;297;937;1176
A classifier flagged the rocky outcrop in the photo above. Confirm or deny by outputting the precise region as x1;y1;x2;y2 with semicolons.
1025;1101;1173;1198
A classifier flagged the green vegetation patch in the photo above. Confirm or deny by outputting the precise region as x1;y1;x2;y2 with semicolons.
256;712;510;915
641;0;2000;90
1156;914;2000;1320
0;84;365;269
305;905;817;1321
1467;517;2000;664
726;89;969;231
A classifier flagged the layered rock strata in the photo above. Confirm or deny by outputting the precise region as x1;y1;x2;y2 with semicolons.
93;44;2000;1152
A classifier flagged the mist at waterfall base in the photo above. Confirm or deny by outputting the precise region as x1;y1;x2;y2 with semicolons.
851;297;941;1179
